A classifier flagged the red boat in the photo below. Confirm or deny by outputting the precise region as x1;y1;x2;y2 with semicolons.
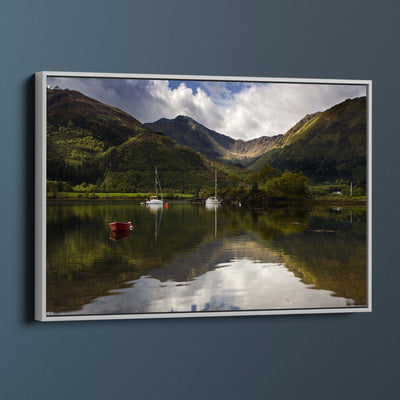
109;221;132;231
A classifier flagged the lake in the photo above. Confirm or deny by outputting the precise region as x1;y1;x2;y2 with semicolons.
46;201;367;316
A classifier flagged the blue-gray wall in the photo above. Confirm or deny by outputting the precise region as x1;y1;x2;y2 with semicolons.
1;1;399;399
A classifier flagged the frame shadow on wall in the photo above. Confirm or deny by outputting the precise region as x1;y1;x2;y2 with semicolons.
25;75;36;322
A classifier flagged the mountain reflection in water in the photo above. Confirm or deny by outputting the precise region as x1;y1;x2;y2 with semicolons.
58;259;353;316
46;202;367;315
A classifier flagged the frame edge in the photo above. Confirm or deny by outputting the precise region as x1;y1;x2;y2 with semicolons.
367;80;373;312
35;72;46;321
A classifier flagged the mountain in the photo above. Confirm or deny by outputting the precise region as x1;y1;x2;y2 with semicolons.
47;87;149;147
229;135;282;164
146;115;234;160
249;97;367;183
46;88;244;193
145;115;281;166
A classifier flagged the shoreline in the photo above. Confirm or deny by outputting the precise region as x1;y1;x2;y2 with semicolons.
47;194;366;206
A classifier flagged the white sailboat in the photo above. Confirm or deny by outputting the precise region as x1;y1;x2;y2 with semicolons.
146;167;163;206
206;170;221;205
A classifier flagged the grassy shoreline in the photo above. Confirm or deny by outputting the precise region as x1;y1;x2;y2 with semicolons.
47;192;195;200
47;191;366;205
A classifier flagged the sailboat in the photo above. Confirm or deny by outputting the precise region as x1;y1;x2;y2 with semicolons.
146;167;163;206
206;170;221;205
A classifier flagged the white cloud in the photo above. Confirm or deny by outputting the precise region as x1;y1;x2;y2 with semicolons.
48;77;366;140
213;83;366;140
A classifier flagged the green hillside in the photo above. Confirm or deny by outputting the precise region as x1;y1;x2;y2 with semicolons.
249;97;367;184
47;88;152;185
46;88;246;194
100;131;210;192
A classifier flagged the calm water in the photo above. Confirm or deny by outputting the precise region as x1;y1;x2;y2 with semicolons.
46;201;367;315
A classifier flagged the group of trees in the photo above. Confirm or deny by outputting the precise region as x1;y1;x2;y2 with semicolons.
220;164;311;200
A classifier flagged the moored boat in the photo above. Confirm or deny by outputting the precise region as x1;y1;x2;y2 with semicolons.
109;221;132;231
206;170;221;205
205;197;221;205
146;196;163;206
146;167;164;206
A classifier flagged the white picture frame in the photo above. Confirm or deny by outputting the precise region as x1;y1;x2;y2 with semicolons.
35;71;372;321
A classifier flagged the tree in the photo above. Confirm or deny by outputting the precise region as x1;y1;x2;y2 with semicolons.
258;164;281;183
265;171;310;199
245;172;259;185
227;173;240;186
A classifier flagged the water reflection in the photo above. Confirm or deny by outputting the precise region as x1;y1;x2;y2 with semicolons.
146;203;164;242
109;230;131;241
205;202;221;237
57;258;353;316
46;202;367;315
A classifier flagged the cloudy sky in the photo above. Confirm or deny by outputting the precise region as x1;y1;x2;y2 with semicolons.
48;76;366;140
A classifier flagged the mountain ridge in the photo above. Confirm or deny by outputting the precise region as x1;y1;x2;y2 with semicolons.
145;115;281;166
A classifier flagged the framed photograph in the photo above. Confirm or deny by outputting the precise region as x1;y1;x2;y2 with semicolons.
35;71;372;321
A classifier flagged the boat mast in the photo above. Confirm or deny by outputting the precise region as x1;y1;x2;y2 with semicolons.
215;170;217;198
155;167;158;198
155;167;163;200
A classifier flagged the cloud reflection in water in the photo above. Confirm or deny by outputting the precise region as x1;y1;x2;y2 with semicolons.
63;258;353;315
